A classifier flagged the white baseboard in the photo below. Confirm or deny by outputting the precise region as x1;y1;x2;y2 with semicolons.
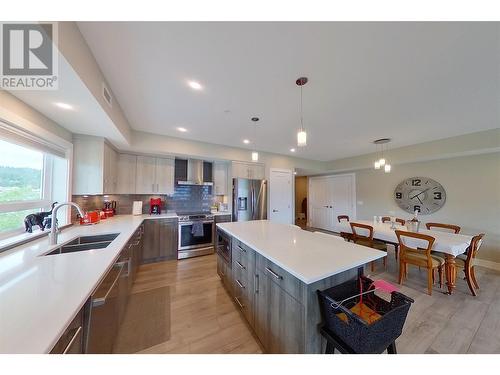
475;258;500;272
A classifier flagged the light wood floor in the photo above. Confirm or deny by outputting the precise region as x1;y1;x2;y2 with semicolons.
132;248;500;354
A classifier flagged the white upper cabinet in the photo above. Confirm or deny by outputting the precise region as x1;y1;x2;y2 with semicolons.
232;161;265;180
135;156;157;194
73;136;118;195
135;155;174;195
213;161;229;196
116;154;137;194
155;157;175;195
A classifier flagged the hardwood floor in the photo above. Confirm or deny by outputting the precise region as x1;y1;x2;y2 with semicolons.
130;247;500;354
132;255;262;354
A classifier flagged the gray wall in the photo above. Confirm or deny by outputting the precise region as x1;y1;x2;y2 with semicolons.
351;152;500;263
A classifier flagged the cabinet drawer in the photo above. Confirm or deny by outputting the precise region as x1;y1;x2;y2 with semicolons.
50;307;85;354
256;254;304;302
231;239;253;262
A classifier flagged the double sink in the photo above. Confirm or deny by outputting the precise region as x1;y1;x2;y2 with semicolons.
43;233;120;256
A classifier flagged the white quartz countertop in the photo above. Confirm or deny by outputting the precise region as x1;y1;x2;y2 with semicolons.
0;213;177;354
217;220;386;285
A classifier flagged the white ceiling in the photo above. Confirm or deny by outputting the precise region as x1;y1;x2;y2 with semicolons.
77;22;499;161
12;54;128;146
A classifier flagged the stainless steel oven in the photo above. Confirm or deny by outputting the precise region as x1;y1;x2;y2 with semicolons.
177;213;215;259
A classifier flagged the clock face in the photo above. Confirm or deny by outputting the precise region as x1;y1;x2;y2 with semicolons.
394;177;446;215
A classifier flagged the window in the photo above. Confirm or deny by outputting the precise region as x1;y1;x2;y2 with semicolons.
0;137;69;238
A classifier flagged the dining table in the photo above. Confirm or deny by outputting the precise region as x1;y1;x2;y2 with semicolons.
333;220;474;295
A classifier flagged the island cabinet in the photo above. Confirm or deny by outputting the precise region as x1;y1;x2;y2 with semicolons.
142;218;178;263
217;228;360;354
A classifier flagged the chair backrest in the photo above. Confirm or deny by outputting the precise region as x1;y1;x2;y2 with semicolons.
382;216;405;225
395;230;436;267
425;222;461;234
314;231;345;240
465;233;485;263
350;222;374;247
337;215;349;223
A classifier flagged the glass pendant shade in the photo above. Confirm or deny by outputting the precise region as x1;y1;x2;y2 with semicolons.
384;164;391;173
374;161;381;169
251;151;259;162
379;158;386;166
297;129;307;147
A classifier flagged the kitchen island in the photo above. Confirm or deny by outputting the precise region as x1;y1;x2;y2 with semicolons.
216;220;386;354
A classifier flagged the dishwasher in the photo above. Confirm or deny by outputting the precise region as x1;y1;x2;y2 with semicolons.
85;261;127;353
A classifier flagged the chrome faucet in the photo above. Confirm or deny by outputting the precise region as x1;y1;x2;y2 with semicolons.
49;202;85;245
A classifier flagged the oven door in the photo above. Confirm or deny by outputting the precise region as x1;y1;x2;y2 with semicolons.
178;220;214;251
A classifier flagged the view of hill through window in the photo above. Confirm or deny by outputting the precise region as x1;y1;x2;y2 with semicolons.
0;139;44;232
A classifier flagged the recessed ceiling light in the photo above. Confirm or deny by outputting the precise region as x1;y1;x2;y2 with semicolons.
290;148;296;153
243;139;250;144
176;127;188;132
187;80;203;90
54;102;73;110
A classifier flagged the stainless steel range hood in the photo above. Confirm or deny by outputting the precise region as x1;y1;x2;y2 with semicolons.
177;158;213;186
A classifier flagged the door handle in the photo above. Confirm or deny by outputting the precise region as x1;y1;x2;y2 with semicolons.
272;209;278;213
62;326;82;354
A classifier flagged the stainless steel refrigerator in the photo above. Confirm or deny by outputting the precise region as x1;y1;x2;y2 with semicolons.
232;178;267;222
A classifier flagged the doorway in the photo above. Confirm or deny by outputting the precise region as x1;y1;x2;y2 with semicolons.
308;173;356;231
269;168;293;224
294;175;308;228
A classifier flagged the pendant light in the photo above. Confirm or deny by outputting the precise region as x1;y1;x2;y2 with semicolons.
251;117;259;162
373;138;392;173
296;77;308;147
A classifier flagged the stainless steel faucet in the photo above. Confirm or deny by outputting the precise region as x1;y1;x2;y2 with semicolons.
49;202;85;245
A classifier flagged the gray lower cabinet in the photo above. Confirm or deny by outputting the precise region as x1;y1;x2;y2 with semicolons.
254;267;305;353
142;218;178;263
218;229;359;354
50;306;86;354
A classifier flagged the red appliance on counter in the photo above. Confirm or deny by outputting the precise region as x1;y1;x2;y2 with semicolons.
150;198;162;215
80;211;100;225
103;201;117;218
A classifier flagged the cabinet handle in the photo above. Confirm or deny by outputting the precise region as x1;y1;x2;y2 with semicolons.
234;296;244;308
265;267;283;280
156;183;159;192
236;279;245;289
92;263;124;307
62;326;82;354
152;183;155;192
237;245;246;253
255;274;259;294
235;260;245;270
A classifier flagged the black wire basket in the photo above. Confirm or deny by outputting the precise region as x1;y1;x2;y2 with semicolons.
317;276;414;354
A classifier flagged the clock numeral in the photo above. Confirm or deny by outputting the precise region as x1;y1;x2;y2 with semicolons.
433;192;442;200
412;179;421;187
395;192;402;199
413;205;421;213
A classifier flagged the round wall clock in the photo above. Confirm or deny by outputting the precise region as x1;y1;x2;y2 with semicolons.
394;177;446;215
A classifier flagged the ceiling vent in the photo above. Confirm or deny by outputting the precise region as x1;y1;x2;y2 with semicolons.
102;83;113;108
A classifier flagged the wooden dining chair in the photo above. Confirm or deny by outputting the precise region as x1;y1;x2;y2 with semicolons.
350;222;387;271
395;230;444;296
337;215;353;242
455;233;485;296
381;216;405;225
425;222;461;234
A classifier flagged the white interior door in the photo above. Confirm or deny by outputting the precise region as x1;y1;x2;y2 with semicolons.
309;177;328;229
308;174;356;231
269;169;293;224
331;174;355;222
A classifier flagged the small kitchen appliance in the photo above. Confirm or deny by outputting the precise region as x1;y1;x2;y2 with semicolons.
103;201;116;218
80;211;100;225
150;198;162;215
